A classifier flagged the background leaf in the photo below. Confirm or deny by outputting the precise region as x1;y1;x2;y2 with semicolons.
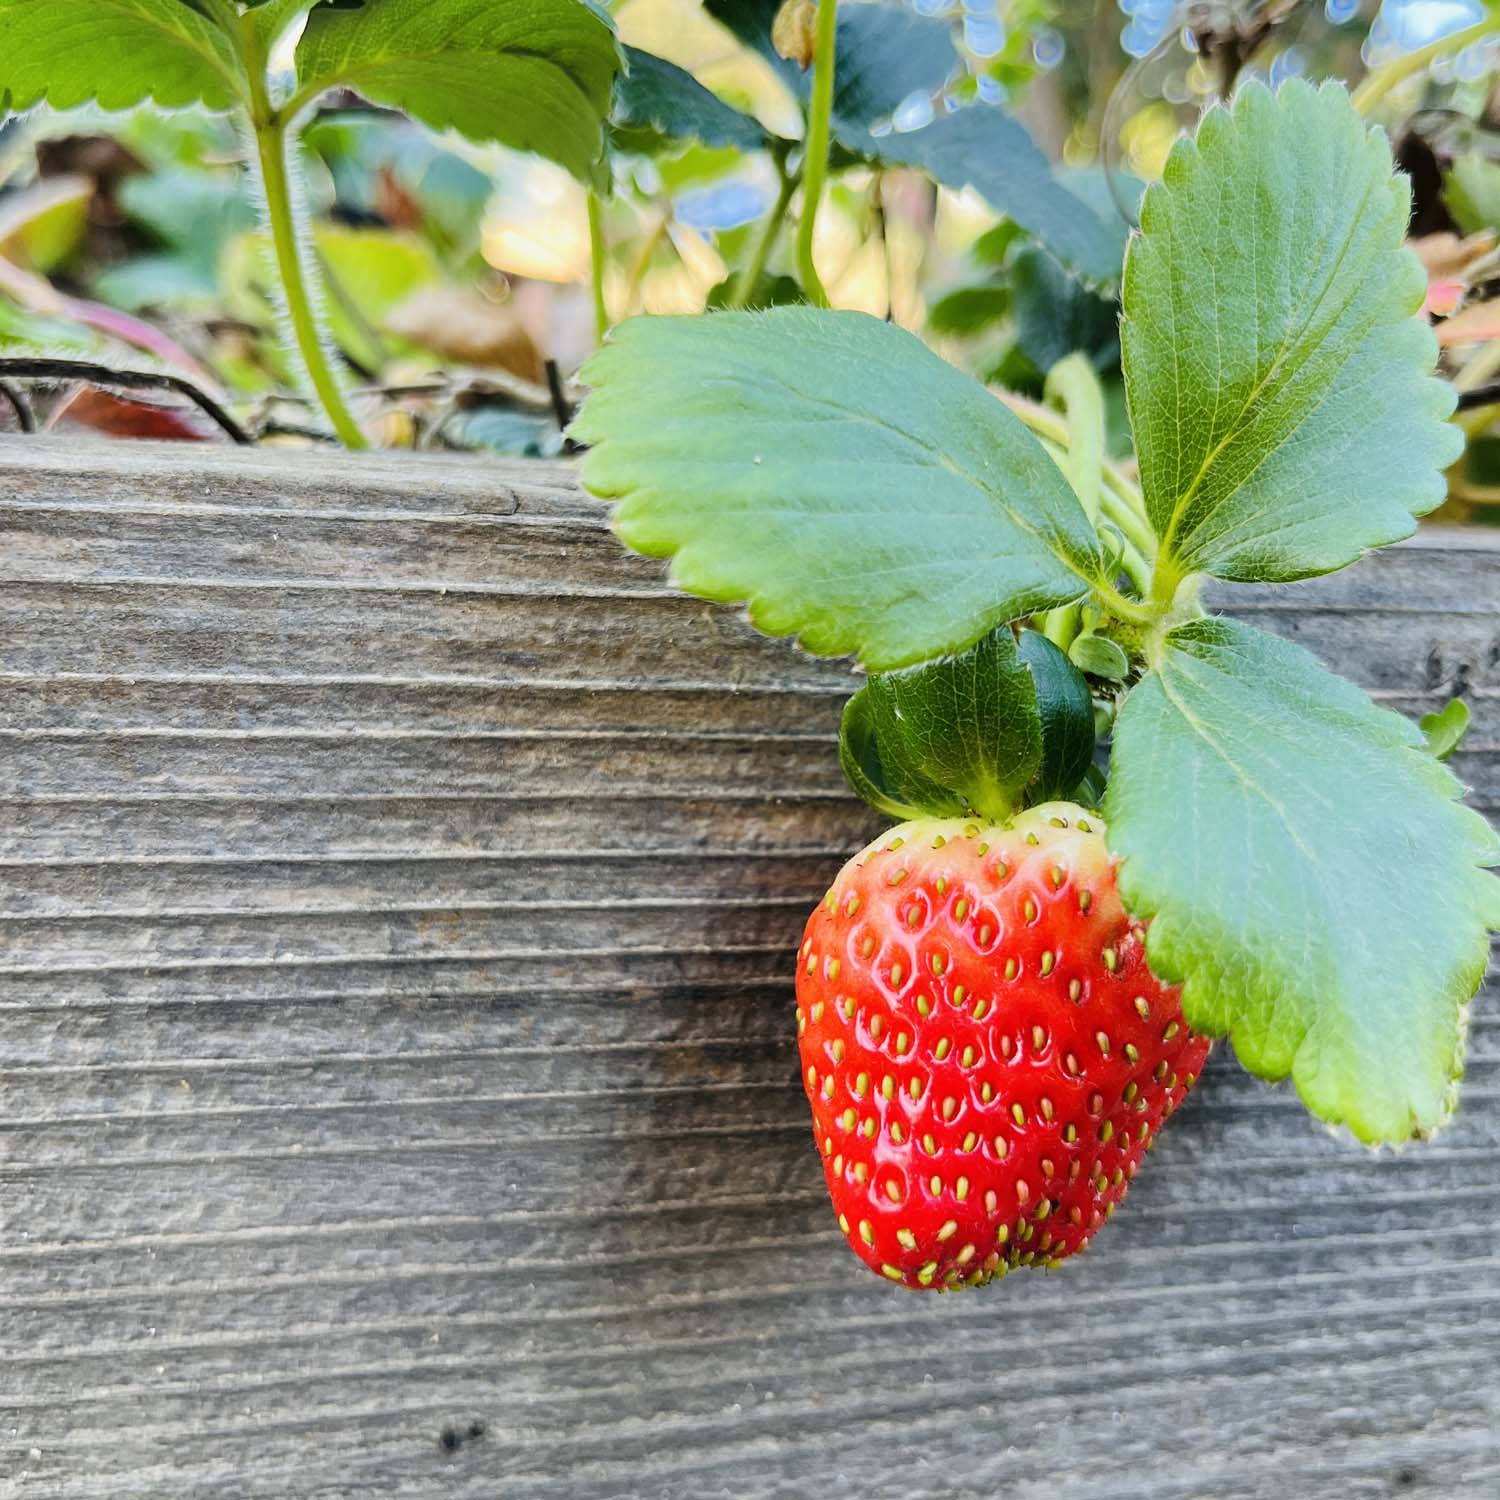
295;0;621;187
0;0;243;112
574;307;1104;671
705;0;956;125
705;271;805;310
224;224;442;375
1009;245;1120;373
612;45;771;155
1123;80;1461;588
1104;618;1500;1143
1444;153;1500;238
253;0;364;47
927;283;1009;337
91;167;255;310
838;625;1043;822
842;111;1123;287
704;0;1119;283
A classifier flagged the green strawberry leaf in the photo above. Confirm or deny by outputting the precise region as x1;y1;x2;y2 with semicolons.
1015;629;1096;803
572;307;1106;672
612;45;771;156
1421;698;1471;762
0;0;246;112
1104;618;1500;1143
838;624;1043;823
838;691;932;822
294;0;621;188
1123;80;1461;593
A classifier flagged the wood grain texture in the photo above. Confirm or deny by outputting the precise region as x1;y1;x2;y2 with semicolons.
0;437;1496;1500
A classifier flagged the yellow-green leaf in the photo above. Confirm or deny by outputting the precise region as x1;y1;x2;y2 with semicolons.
294;0;621;188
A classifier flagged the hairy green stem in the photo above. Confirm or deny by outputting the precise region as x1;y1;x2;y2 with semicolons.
587;192;610;343
237;9;364;449
796;0;839;309
1100;477;1156;563
1033;435;1151;598
1096;490;1155;585
1044;354;1105;524
1000;388;1157;592
999;390;1150;532
1352;15;1500;114
1037;355;1109;650
253;119;366;448
1147;552;1186;614
728;159;798;311
1093;575;1154;627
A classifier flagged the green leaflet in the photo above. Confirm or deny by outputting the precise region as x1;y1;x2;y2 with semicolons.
1122;80;1461;591
1104;618;1500;1143
1420;698;1471;762
0;0;244;112
294;0;621;187
573;308;1105;672
1067;632;1129;681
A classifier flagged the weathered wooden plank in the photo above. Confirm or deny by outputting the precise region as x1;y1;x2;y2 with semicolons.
0;438;1496;1500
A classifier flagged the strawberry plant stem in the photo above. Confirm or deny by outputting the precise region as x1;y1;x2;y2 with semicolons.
796;0;839;310
252;118;367;449
1352;14;1500;114
1045;354;1104;524
999;390;1156;585
728;156;797;310
622;214;670;315
587;192;610;343
1096;491;1155;583
1038;356;1107;649
232;7;364;449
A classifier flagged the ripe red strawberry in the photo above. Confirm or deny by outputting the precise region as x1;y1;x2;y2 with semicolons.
796;802;1210;1291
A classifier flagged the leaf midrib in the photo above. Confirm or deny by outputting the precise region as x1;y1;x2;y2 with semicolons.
737;369;1100;593
1154;640;1322;871
1153;162;1383;571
